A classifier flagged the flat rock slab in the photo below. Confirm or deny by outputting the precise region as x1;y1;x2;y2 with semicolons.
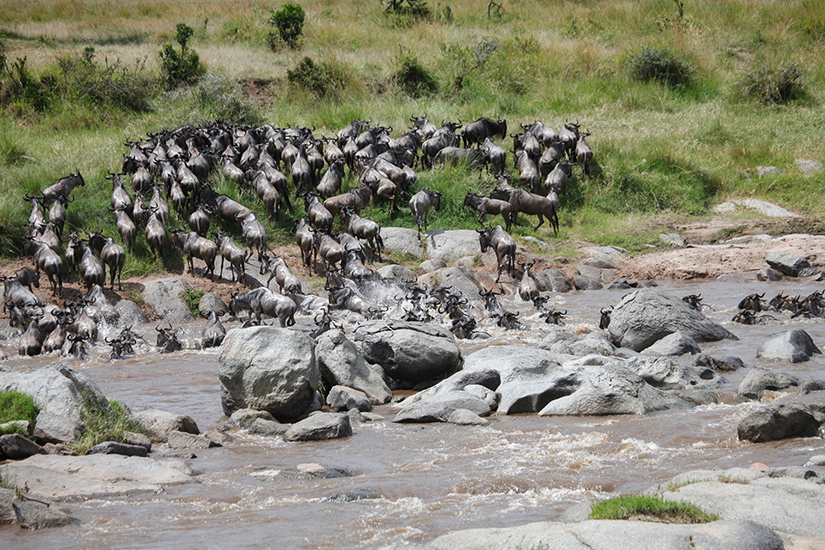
736;198;798;218
0;454;194;501
766;250;821;277
142;278;195;324
381;227;425;259
425;229;487;263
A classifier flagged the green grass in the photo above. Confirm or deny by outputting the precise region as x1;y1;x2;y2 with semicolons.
180;288;205;316
589;495;719;524
70;389;144;455
0;389;40;427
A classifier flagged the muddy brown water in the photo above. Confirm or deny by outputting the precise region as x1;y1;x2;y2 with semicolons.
1;279;824;549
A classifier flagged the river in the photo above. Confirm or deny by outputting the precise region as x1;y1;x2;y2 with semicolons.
1;278;824;549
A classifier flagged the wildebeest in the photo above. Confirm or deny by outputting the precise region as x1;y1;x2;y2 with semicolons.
461;117;507;149
409;188;443;236
215;232;247;283
491;184;559;234
201;310;227;348
340;208;384;261
41;172;85;205
171;229;218;280
87;231;126;290
478;225;517;282
463;192;512;231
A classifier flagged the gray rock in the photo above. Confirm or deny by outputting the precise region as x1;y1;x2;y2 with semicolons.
640;331;701;357
522;235;553;252
326;488;382;502
534;269;573;293
757;267;783;281
32;410;83;444
377;264;417;282
86;441;149;457
283;412;352;441
167;430;220;450
419;258;447;272
607;288;739;352
446;408;490;425
326;386;371;412
122;431;151;451
573;274;602;290
114;299;149;325
0;365;107;422
394;390;492;423
738;367;799;399
584;257;619;270
581;245;629;259
347;408;367;424
659;233;686;247
142;278;194;324
695;354;744;372
738;403;824;442
455;255;482;269
228;408;277;428
713;201;739;214
756;166;784;177
463;384;499;409
756;329;822;363
800;379;825;394
248;418;289;437
133;409;199;443
381;227;425;259
354;320;461;386
0;420;30;436
0;433;46;460
296;463;354;478
424;229;486;263
576;264;604;281
198;293;228;315
13;499;79;529
738;198;797;218
765;250;820;277
314;329;392;404
0;454;194;500
627;356;719;390
0;488;14;524
218;327;318;421
607;279;633;290
418;266;486;301
796;159;823;175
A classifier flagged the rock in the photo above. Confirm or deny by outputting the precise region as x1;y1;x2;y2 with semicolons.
133;409;199;443
738;403;824;442
576;264;604;281
326;488;382;502
0;433;46;460
733;198;798;218
640;331;701;357
13;499;79;529
713;201;739;214
0;454;194;500
796;159;823;175
695;354;744;372
0;488;14;524
86;441;149;457
757;267;783;281
198;293;228;315
606;279;633;290
394;389;492;423
314;329;392;404
376;264;417;282
607;288;739;352
627;356;719;390
167;430;220;450
283;412;352;442
463;384;499;409
347;408;367;424
756;165;784;177
446;409;490;425
581;245;629;259
455;255;482;269
738;367;799;399
0;364;107;422
32;411;83;444
418;266;485;301
800;379;825;394
765;250;821;277
228;408;277;428
354;320;461;387
141;278;194;323
296;463;354;478
380;227;425;259
218;327;318;421
419;258;446;272
584;257;619;270
659;233;686;247
424;229;486;263
756;329;822;363
326;386;371;412
522;236;553;252
573;274;602;290
248;418;289;437
114;299;149;325
534;269;572;293
123;431;152;451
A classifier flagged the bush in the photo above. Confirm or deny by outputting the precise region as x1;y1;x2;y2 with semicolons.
0;55;48;112
0;390;40;426
159;23;205;90
287;56;348;98
739;62;806;105
440;37;501;91
392;49;438;97
179;288;205;316
382;0;432;27
269;3;306;50
625;46;693;88
71;390;143;455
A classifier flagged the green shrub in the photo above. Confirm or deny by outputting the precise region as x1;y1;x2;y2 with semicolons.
0;390;40;427
71;390;143;455
382;0;432;27
287;56;349;98
269;3;306;50
179;287;205;316
590;494;719;523
159;23;205;90
0;55;48;112
440;37;501;91
624;46;694;88
738;62;806;105
392;49;438;97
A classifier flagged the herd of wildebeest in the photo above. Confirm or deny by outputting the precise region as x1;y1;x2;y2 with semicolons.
5;115;823;360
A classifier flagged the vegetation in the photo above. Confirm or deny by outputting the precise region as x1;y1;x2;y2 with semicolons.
71;389;143;455
180;288;206;316
0;0;823;273
0;390;39;428
269;3;306;50
589;495;719;524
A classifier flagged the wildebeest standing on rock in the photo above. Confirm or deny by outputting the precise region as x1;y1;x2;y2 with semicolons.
478;225;517;282
409;188;442;237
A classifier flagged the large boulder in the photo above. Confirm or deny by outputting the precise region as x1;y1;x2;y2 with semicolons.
132;409;199;443
639;331;701;357
424;229;487;264
765;251;821;277
418;266;488;302
0;434;47;460
756;329;822;363
142;277;194;323
737;403;825;443
738;367;799;400
534;269;573;293
32;411;83;444
353;320;461;387
607;288;739;351
314;329;392;404
219;327;318;421
394;389;492;423
283;412;352;442
380;227;425;259
0;365;107;422
13;499;80;529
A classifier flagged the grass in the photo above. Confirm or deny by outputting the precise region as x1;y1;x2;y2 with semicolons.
0;389;40;427
180;288;205;316
589;494;719;524
70;389;144;455
0;0;824;271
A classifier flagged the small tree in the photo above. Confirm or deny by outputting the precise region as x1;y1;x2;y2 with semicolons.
269;3;306;50
159;23;204;90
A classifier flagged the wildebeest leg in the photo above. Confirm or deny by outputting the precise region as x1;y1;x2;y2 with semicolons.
534;215;544;231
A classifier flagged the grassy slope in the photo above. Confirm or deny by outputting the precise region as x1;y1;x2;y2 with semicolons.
1;0;824;273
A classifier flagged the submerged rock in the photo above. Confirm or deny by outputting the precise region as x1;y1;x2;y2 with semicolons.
283;412;352;442
756;329;822;363
737;403;825;443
